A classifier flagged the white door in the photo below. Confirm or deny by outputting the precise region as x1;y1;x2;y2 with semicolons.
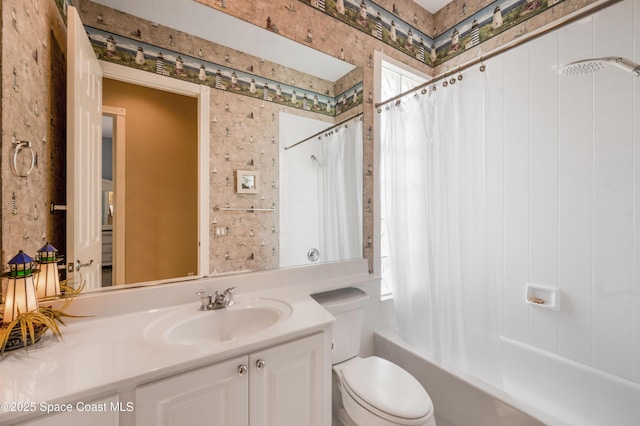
250;333;329;426
67;6;102;290
135;356;249;426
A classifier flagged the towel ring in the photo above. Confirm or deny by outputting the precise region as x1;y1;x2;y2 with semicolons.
11;140;35;177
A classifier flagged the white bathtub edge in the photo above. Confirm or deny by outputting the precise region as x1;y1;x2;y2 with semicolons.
373;328;569;426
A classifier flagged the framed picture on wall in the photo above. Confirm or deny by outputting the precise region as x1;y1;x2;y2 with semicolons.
236;170;259;194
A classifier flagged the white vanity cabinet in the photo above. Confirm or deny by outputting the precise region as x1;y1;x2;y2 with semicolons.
135;332;328;426
135;355;248;425
249;333;327;426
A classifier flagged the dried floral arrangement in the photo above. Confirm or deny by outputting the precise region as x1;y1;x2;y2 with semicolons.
0;281;84;355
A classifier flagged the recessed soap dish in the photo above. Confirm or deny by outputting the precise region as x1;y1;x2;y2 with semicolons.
525;284;559;310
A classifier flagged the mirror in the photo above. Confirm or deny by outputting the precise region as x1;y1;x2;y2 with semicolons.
236;171;260;194
279;113;363;268
99;83;200;289
71;0;364;291
101;116;114;287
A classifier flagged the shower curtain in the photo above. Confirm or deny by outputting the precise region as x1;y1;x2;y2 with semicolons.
316;118;363;262
381;69;498;369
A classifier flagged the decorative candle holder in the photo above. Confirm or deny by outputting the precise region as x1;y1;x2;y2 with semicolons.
0;250;84;355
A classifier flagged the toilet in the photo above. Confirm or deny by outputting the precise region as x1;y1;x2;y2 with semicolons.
312;288;436;426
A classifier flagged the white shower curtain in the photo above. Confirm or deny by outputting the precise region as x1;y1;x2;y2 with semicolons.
316;118;363;262
381;70;493;368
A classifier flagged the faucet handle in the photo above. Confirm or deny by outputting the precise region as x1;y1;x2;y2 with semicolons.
223;287;237;307
195;291;212;311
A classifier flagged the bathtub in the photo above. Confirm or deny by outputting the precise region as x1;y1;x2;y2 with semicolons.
374;329;640;426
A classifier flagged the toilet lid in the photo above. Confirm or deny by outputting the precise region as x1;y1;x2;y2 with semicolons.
341;356;432;421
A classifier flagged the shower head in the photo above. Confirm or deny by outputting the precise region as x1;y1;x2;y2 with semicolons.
559;57;640;77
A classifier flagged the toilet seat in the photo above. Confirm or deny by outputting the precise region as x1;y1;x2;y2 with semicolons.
339;356;433;425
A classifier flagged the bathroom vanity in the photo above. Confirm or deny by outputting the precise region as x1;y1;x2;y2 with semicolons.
136;332;325;426
0;283;337;426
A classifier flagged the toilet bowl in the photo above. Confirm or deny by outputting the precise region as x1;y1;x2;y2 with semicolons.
311;288;436;426
334;356;435;426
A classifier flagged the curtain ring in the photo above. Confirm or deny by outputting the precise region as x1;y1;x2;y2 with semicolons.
11;141;35;177
479;57;486;72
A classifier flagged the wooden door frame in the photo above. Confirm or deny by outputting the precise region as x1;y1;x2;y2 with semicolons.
102;106;126;286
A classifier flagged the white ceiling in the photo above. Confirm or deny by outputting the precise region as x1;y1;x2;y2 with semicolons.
91;0;355;82
413;0;453;14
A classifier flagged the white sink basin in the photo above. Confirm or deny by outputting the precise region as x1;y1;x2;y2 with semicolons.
144;298;293;346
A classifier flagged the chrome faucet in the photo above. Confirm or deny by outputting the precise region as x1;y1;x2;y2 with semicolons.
196;287;237;310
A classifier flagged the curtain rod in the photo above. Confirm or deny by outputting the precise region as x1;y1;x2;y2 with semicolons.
375;0;621;111
284;113;364;151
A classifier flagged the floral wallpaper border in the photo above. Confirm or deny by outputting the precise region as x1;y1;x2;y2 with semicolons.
300;0;436;65
433;0;566;64
86;26;363;117
299;0;566;66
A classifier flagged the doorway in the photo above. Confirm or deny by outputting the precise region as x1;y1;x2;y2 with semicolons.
102;79;198;285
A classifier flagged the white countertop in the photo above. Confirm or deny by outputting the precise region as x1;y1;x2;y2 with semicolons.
0;287;335;423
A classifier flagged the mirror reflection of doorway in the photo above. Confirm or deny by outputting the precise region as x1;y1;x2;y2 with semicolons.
101;115;115;287
102;78;198;286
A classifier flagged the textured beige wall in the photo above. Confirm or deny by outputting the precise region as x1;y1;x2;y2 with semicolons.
1;0;67;265
102;78;198;283
208;90;282;274
1;0;3;263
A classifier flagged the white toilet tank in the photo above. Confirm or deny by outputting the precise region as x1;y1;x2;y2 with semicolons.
311;287;369;364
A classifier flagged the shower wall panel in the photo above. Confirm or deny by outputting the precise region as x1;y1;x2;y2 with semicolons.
488;0;640;383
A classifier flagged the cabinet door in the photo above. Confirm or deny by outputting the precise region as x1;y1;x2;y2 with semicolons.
136;356;249;426
250;332;329;426
20;395;119;426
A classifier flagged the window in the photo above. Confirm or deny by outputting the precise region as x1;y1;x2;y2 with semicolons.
379;61;426;299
